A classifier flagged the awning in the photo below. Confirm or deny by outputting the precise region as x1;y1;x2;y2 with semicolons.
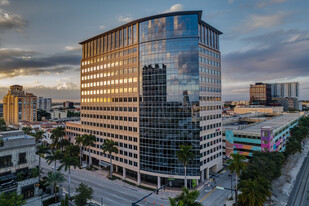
99;161;110;168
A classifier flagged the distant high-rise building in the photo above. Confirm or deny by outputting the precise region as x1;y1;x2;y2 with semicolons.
37;97;52;112
66;10;223;187
250;83;272;105
3;85;37;126
271;82;299;98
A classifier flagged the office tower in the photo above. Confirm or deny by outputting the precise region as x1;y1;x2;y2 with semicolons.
37;97;52;112
3;85;37;126
66;11;222;187
250;83;272;105
271;82;299;98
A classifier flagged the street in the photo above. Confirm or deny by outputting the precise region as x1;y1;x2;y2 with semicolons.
287;151;309;206
197;169;236;206
39;157;170;206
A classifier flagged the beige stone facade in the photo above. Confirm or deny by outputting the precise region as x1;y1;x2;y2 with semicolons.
3;85;37;126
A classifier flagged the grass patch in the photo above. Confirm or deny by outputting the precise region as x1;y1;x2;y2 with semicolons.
137;185;155;191
123;179;136;186
108;175;120;180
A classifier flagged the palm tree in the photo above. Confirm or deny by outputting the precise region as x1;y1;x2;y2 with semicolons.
46;150;63;172
75;135;84;165
238;179;267;206
59;155;79;199
168;187;202;206
51;127;65;149
82;134;96;166
34;130;45;143
36;144;50;182
176;145;194;188
101;139;118;178
227;153;247;202
46;171;65;202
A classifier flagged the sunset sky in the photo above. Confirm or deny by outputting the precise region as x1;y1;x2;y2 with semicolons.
0;0;308;102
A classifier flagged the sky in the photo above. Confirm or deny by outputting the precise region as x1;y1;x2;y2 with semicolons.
0;0;308;102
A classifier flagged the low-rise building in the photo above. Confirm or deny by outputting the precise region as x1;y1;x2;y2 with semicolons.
223;113;304;158
273;97;302;111
0;130;38;198
234;105;284;114
50;110;68;119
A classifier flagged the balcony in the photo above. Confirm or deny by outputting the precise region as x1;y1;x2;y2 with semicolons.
0;162;13;169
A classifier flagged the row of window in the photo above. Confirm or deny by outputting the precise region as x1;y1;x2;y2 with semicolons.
199;96;221;102
200;105;221;111
82;57;138;73
81;121;138;132
82;106;137;112
199;57;220;68
82;67;138;78
82;78;138;87
81;87;138;96
87;147;138;167
199;67;221;76
82;47;137;66
82;114;138;122
82;95;138;103
199;47;220;59
199;76;221;84
201;122;222;131
202;152;222;164
201;145;222;157
81;97;138;108
201;114;222;121
201;131;222;141
200;86;221;93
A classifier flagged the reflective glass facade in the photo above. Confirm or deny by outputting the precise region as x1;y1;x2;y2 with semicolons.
139;27;200;175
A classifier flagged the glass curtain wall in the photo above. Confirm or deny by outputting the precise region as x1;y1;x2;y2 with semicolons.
139;14;200;176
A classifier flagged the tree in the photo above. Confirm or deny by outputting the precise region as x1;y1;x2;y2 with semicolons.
22;126;32;135
36;144;50;183
0;119;7;131
59;139;71;151
82;134;96;166
51;127;65;150
74;183;93;206
37;109;51;121
59;154;79;199
176;145;194;188
46;171;65;202
64;144;80;157
227;153;247;201
0;192;25;206
285;137;302;157
238;179;267;206
101;139;118;178
46;150;63;172
168;187;202;206
34;130;45;143
75;135;84;165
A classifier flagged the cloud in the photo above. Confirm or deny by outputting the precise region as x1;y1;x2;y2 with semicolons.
0;48;80;79
56;80;79;90
164;4;184;13
257;0;287;8
222;29;309;87
65;45;81;51
0;9;26;32
236;12;287;33
0;0;9;6
99;25;106;30
227;0;234;3
118;16;133;23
